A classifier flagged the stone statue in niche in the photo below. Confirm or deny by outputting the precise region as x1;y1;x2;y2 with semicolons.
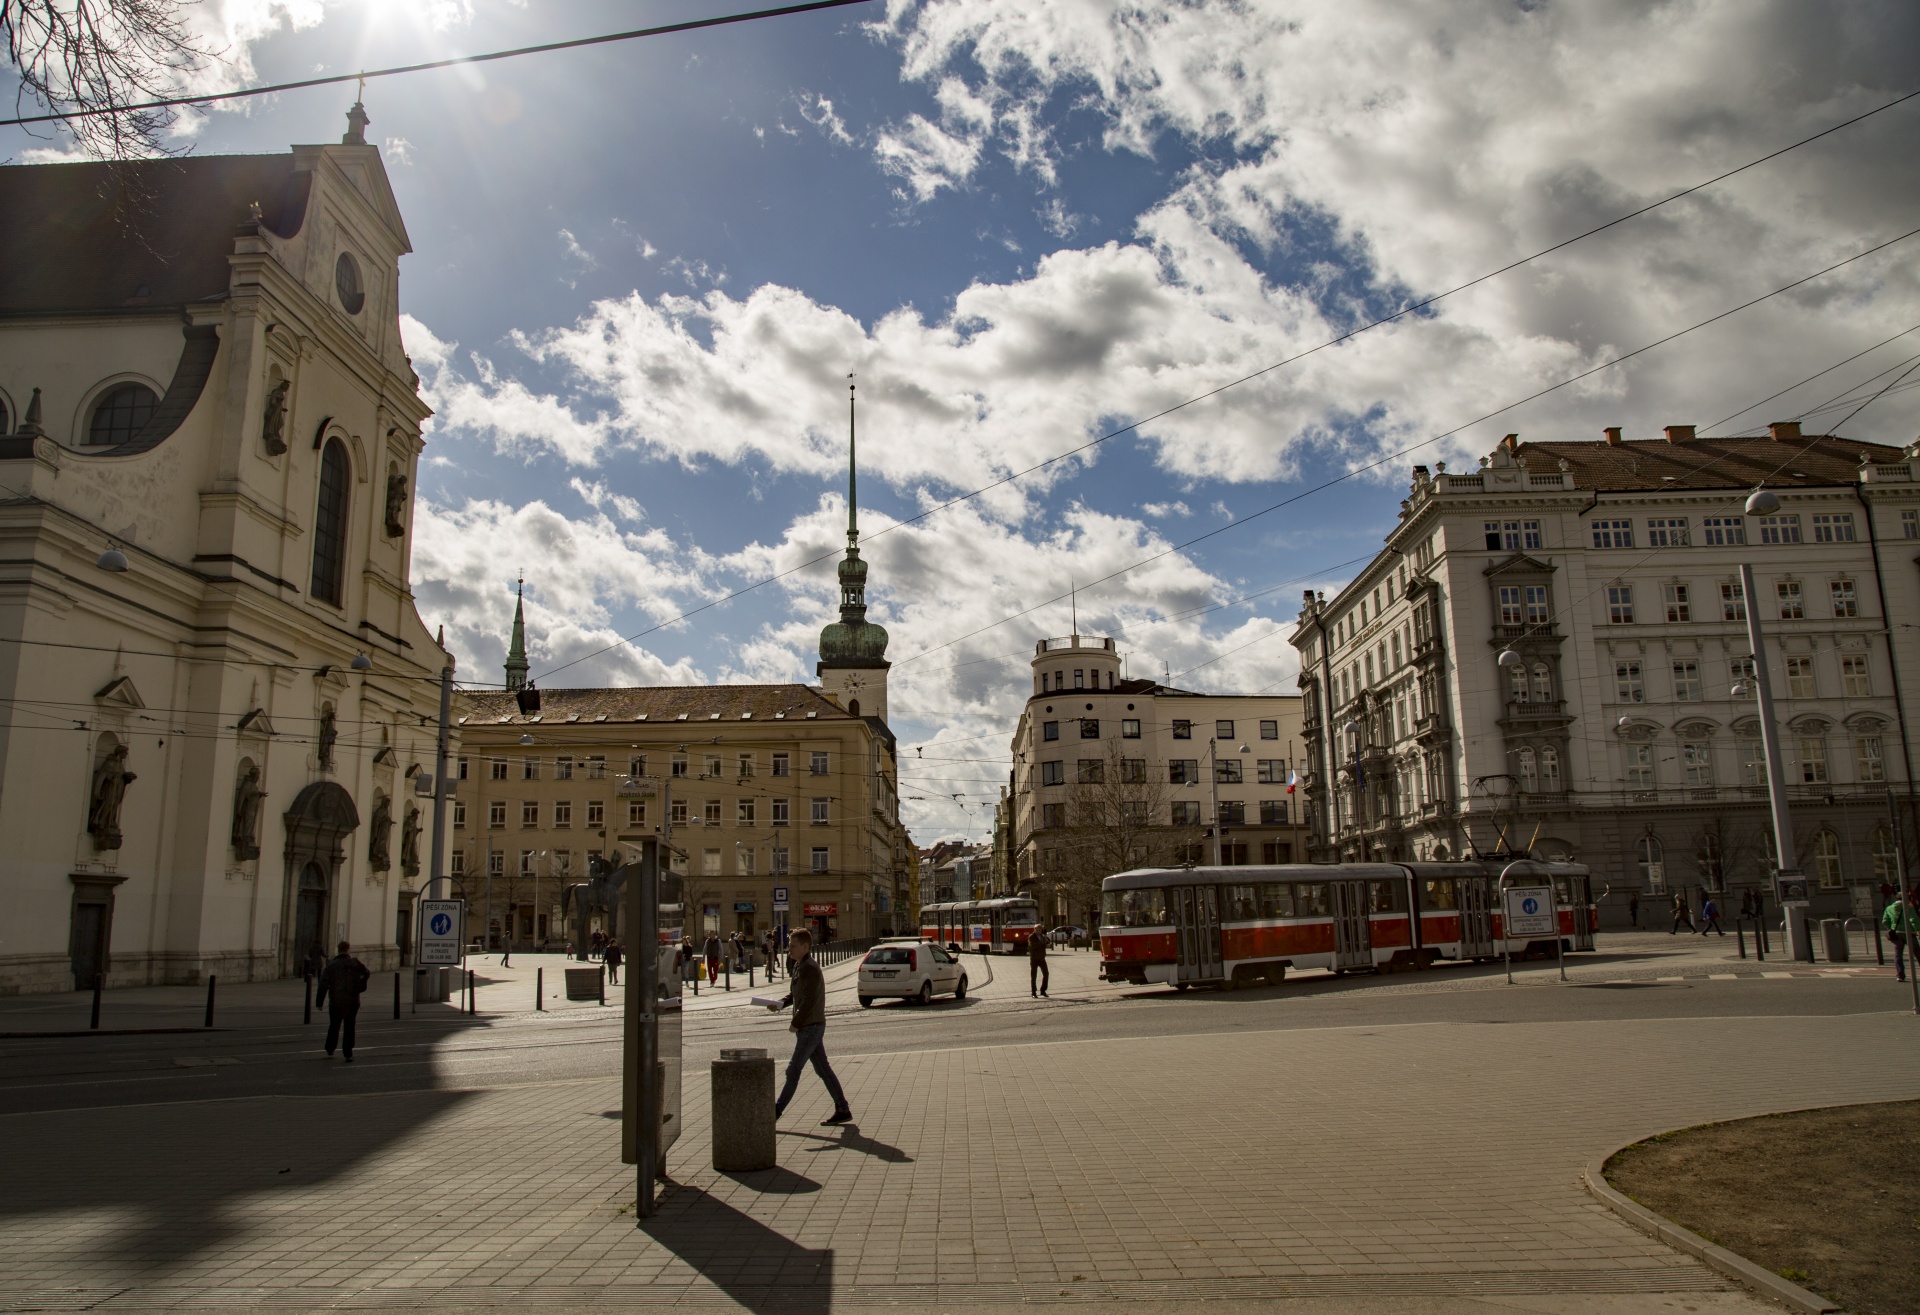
369;794;392;872
401;805;421;878
231;763;266;860
384;472;407;537
317;705;337;771
88;744;137;851
261;379;290;456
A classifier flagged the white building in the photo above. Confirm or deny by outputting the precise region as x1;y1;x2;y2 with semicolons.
1292;424;1920;922
0;107;450;992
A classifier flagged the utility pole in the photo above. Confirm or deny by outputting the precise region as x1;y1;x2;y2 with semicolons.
1739;561;1813;959
1208;737;1222;866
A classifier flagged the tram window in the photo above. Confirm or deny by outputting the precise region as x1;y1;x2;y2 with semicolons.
1423;879;1458;910
1005;905;1039;926
1294;883;1329;916
1368;881;1406;913
1103;888;1169;927
1225;885;1259;919
1257;883;1295;918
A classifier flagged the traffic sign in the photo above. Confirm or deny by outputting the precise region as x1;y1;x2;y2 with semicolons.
419;898;464;965
1503;885;1557;937
771;885;790;912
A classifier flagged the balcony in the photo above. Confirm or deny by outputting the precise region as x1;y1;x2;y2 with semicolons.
1490;623;1559;641
1500;699;1568;723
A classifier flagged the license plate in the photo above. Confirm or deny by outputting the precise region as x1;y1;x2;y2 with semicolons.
870;969;898;978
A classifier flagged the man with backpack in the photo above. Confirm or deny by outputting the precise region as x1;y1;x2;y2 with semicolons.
314;940;371;1062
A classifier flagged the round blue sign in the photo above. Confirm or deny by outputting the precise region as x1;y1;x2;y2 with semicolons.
1520;897;1539;915
429;912;453;936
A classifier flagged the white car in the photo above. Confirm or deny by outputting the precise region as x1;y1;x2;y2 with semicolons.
857;940;968;1007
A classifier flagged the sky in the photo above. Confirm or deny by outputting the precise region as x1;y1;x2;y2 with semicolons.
6;0;1919;843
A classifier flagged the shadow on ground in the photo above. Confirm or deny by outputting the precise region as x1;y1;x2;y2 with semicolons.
644;1184;832;1313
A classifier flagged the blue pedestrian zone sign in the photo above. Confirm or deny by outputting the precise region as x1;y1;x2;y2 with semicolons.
419;898;465;965
1503;886;1557;937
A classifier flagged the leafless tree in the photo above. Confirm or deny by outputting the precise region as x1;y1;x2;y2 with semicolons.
4;0;215;157
1034;742;1201;928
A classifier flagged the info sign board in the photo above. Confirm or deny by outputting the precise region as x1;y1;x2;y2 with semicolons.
1502;886;1558;938
418;899;465;965
771;885;790;912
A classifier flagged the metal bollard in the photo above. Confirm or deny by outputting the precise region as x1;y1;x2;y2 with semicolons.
725;959;731;992
303;975;312;1024
470;968;478;1013
1874;921;1885;966
90;972;103;1030
598;964;606;1007
394;971;401;1019
536;966;544;1012
204;974;217;1028
749;962;755;989
1736;921;1747;959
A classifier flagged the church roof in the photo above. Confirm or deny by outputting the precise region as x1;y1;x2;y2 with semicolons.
459;684;861;727
0;154;313;316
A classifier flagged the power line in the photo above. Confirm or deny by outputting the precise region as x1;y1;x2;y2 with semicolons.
0;0;877;130
529;87;1919;684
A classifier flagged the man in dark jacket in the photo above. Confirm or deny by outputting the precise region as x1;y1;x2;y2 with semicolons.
314;940;371;1062
767;928;851;1125
1028;926;1049;998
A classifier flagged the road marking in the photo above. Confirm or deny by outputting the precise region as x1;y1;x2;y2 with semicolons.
1762;972;1793;979
1656;976;1684;982
1708;974;1737;981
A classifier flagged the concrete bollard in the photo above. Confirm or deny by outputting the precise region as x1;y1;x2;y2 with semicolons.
1819;918;1849;963
711;1048;776;1172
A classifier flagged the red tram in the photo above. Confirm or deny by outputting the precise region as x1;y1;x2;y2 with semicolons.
1100;861;1596;989
920;896;1042;953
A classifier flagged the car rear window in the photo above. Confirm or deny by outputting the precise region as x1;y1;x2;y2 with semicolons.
866;947;914;965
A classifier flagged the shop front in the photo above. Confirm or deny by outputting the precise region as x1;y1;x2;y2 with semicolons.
804;902;839;944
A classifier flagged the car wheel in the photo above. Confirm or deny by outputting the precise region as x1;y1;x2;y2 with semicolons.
916;980;933;1006
858;995;874;1008
1173;982;1190;991
955;975;968;1000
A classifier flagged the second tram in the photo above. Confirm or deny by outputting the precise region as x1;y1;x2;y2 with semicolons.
921;896;1042;953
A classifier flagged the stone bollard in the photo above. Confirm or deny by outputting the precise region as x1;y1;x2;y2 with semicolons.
711;1047;776;1172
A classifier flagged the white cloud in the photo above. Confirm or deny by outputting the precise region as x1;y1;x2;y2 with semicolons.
1140;500;1189;518
797;92;854;145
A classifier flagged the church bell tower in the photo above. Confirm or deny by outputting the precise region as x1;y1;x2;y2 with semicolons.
817;382;889;723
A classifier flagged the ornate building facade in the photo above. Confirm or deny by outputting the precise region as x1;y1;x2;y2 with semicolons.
0;109;450;992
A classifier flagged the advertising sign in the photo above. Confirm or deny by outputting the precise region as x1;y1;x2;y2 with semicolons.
733;901;755;913
803;902;837;916
418;898;464;965
1502;886;1557;938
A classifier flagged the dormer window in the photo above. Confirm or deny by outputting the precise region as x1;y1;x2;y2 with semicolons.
88;383;158;445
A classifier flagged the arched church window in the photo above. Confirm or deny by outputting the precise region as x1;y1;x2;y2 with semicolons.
88;383;158;445
311;438;351;605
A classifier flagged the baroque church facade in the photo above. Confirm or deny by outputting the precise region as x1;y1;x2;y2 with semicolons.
0;106;450;993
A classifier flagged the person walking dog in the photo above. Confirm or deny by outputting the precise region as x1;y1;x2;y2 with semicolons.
314;940;370;1062
1028;923;1049;998
765;929;852;1126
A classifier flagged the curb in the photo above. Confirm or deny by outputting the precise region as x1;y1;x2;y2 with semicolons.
1580;1151;1839;1313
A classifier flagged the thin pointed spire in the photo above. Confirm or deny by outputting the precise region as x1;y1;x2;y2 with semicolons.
504;576;529;693
847;376;858;544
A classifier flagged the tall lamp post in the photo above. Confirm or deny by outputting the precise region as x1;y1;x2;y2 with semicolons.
1193;737;1250;865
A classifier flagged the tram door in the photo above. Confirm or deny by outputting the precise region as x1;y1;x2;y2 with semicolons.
988;909;1004;952
1457;877;1495;958
1330;882;1372;970
1173;885;1222;983
1557;875;1595;951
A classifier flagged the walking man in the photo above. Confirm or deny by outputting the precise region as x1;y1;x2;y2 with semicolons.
604;939;623;985
1627;891;1639;928
1885;887;1918;983
766;929;852;1125
1669;891;1696;935
1028;923;1049;998
314;940;370;1062
704;931;721;986
1699;894;1724;937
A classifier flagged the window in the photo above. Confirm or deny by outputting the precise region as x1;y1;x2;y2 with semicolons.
1214;758;1243;784
457;757;470;780
521;801;538;827
1740;738;1765;787
1857;735;1886;783
1259;799;1289;824
771;752;790;777
1040;760;1065;786
1681;741;1712;788
1041;802;1066;828
1702;516;1745;546
1497;586;1523;625
1798;736;1828;784
1524;585;1549;623
1120;758;1147;783
771;798;789;826
520;850;536;876
1042;720;1059;741
809;751;829;776
310;437;351;605
628;755;646;777
1172;719;1192;740
1625;744;1654;791
1080;718;1100;739
553;800;572;828
736;753;754;780
1777;581;1804;620
1663;584;1691;622
1786;656;1815;698
671;755;688;778
1217;800;1246;826
452;800;467;828
519;758;538;781
1171;800;1202;825
810;798;829;825
1507;661;1528;703
1517;748;1537;793
738;848;755;876
1615;662;1644;703
628;800;646;825
1757;514;1801;544
87;382;159;445
586;756;605;780
1646;517;1690;547
1259;720;1278;740
1540;746;1561;792
1906;510;1919;540
810;847;829;874
449;851;465;876
488;851;505;878
738;798;756;824
1732;656;1756;692
1830;579;1857;618
1672;661;1701;702
1484;520;1542;550
704;755;722;779
1607;585;1635;624
1531;663;1553;703
1813;829;1842;888
555;756;574;780
1168;759;1199;785
771;848;790;876
1215;720;1235;739
670;799;688;826
1592;519;1633;549
1077;758;1104;785
489;800;506;828
1256;759;1283;784
1842;654;1870;696
1121;718;1141;739
1811;512;1855;543
1720;581;1747;621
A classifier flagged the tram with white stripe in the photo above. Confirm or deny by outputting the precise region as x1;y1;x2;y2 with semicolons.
921;896;1043;954
1099;861;1595;989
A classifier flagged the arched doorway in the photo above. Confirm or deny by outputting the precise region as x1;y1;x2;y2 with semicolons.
281;781;359;976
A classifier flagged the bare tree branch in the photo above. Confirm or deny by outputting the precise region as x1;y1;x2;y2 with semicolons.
3;0;214;157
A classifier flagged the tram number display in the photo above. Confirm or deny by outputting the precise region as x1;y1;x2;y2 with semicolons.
1503;886;1557;937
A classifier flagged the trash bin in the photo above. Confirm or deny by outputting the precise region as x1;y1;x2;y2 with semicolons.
564;967;603;1000
711;1047;775;1172
1819;918;1849;963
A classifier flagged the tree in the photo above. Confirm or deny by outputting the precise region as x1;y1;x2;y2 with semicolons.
4;0;213;157
1034;742;1201;928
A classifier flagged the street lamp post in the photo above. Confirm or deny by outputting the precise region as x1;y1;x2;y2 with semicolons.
1737;557;1814;960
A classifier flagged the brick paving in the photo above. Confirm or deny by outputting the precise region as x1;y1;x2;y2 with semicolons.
2;972;1916;1311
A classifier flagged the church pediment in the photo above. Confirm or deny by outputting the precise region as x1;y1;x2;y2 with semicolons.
235;708;277;738
93;675;145;710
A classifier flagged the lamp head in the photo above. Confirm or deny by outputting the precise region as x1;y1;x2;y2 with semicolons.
519;732;535;746
95;546;130;573
350;652;373;672
1745;486;1781;516
1496;648;1523;667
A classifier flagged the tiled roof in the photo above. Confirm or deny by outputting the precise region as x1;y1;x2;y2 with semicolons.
457;684;853;727
1516;432;1905;493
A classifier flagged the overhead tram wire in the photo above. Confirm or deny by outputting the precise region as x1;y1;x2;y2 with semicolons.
528;91;1920;686
0;0;879;131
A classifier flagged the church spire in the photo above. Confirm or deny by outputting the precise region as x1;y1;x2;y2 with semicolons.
504;577;529;693
818;379;889;671
847;378;858;546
